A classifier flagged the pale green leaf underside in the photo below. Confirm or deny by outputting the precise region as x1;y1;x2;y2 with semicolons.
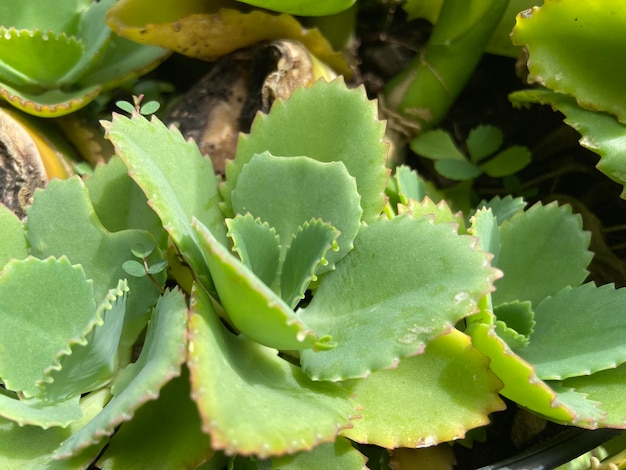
342;329;504;448
0;256;95;397
26;176;163;350
492;201;592;307
231;152;361;272
187;286;357;459
53;288;188;459
224;78;388;223
192;218;322;351
0;203;27;268
38;281;129;402
300;215;498;381
468;320;604;428
518;284;626;380
102;112;225;292
227;214;280;290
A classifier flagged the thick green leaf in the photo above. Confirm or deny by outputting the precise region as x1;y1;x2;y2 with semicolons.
187;286;357;458
227;214;280;290
492;201;592;306
468;318;605;428
512;0;626;123
466;124;503;163
97;369;214;470
300;215;499;381
54;288;188;459
0;389;109;468
270;437;367;469
510;89;626;198
0;256;95;398
397;197;465;231
469;207;500;264
38;281;129;402
0;29;83;88
280;219;339;309
410;129;466;161
231;152;360;272
235;0;356;16
0;390;82;429
192;218;325;351
342;329;504;448
518;284;626;380
26;176;163;355
224;78;389;223
86;156;166;246
0;0;87;33
102;112;225;293
0;204;27;268
560;363;626;428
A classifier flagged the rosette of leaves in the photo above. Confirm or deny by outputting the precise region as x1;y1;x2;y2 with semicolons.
463;195;626;429
510;0;626;198
93;78;503;465
0;0;169;117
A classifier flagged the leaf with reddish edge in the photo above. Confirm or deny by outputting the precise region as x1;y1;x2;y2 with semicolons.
187;284;358;459
341;329;505;448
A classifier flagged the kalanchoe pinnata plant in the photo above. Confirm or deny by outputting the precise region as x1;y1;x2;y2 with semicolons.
0;78;506;467
0;0;169;117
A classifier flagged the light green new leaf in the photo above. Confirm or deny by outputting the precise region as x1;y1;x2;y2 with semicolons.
492;300;534;350
38;281;129;402
398;197;465;231
236;0;356;16
54;288;188;459
468;319;605;428
492;201;592;306
0;389;109;468
0;204;27;268
281;219;340;309
0;256;95;398
224;78;389;223
231;152;360;272
97;369;214;470
227;214;280;290
512;0;626;123
510;89;626;198
192;218;325;351
386;165;426;209
300;215;499;381
26;176;163;353
102;112;225;293
518;284;626;380
469;207;500;263
187;286;357;458
342;329;504;448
